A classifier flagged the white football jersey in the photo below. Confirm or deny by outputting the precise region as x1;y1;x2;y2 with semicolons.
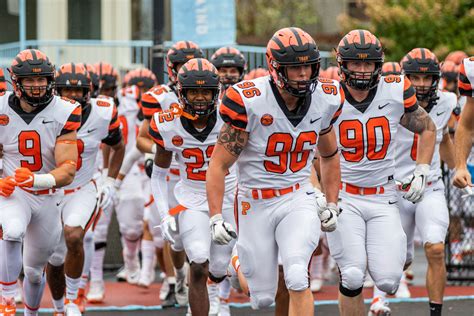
117;85;141;151
0;92;80;178
334;75;418;187
141;84;181;170
395;90;456;182
64;97;119;189
220;76;343;189
141;84;180;120
459;57;474;97
149;110;237;202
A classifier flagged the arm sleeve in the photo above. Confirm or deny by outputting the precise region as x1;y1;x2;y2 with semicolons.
151;163;170;221
118;145;142;176
219;86;249;131
60;104;82;136
403;76;419;113
102;105;122;146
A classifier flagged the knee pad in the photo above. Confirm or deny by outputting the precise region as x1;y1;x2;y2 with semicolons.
250;292;274;310
375;278;400;295
285;263;309;291
339;283;363;297
209;272;226;284
120;228;143;242
340;266;365;291
24;266;44;284
48;251;66;267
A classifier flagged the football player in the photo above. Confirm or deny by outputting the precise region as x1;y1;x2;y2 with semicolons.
46;63;124;315
135;41;203;307
371;48;456;316
149;58;237;316
207;27;343;315
0;49;81;316
381;61;402;76
210;47;247;91
453;56;474;190
328;30;436;316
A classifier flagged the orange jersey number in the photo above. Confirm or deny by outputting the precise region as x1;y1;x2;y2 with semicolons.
339;117;391;162
182;145;215;181
18;131;43;172
76;139;85;170
237;81;261;98
264;131;318;173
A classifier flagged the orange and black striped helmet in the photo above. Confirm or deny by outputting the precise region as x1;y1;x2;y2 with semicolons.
244;67;269;80
128;68;157;90
0;68;6;92
177;58;221;117
381;62;401;76
445;50;468;66
266;27;320;96
83;63;99;97
94;62;119;93
440;60;459;81
10;49;55;107
56;63;91;105
166;41;203;84
337;29;384;90
211;46;247;87
401;48;440;103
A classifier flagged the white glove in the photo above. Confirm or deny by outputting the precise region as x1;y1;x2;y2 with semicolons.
319;203;340;232
210;214;237;245
160;215;177;244
100;177;118;209
461;186;474;199
402;164;429;203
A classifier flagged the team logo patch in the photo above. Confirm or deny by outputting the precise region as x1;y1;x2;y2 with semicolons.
0;114;9;126
96;100;111;107
172;135;184;146
260;114;273;126
241;201;251;215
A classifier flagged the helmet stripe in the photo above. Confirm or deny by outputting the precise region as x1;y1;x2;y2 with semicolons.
289;27;303;46
197;58;203;71
271;36;286;51
358;30;365;45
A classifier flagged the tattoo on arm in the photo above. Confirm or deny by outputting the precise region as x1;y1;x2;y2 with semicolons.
217;123;248;157
400;107;436;134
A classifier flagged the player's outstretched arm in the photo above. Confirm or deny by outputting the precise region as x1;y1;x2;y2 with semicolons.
137;119;156;154
439;127;455;170
207;123;248;217
316;128;340;204
400;106;437;165
51;131;79;187
453;96;474;187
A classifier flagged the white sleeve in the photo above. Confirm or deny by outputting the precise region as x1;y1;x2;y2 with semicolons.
118;146;142;176
151;163;170;221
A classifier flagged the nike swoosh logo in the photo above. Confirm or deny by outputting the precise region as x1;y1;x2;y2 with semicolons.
56;202;61;206
87;128;97;133
310;117;321;124
378;102;390;110
436;111;446;116
388;200;397;204
42;119;54;124
306;192;315;195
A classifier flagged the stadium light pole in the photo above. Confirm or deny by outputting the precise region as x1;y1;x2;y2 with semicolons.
19;0;26;51
152;0;165;83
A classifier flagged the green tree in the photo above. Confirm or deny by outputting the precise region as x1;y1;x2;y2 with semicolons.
236;0;318;44
338;0;474;61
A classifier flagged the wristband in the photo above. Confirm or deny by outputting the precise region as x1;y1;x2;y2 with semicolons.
33;173;56;189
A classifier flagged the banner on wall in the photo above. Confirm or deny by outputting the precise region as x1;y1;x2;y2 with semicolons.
171;0;236;47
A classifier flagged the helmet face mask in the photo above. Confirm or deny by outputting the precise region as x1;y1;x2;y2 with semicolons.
407;73;439;102
266;27;321;98
10;49;55;107
337;29;384;91
217;66;241;89
177;58;221;118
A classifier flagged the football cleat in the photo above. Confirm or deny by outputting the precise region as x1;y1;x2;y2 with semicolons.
65;301;82;316
368;296;391;316
86;280;105;303
175;273;189;306
159;278;170;301
116;266;128;282
310;278;324;293
0;297;16;316
74;288;86;312
395;279;411;298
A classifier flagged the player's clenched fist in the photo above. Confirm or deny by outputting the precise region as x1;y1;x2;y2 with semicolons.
0;176;16;197
210;214;237;245
14;167;34;188
313;188;340;232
